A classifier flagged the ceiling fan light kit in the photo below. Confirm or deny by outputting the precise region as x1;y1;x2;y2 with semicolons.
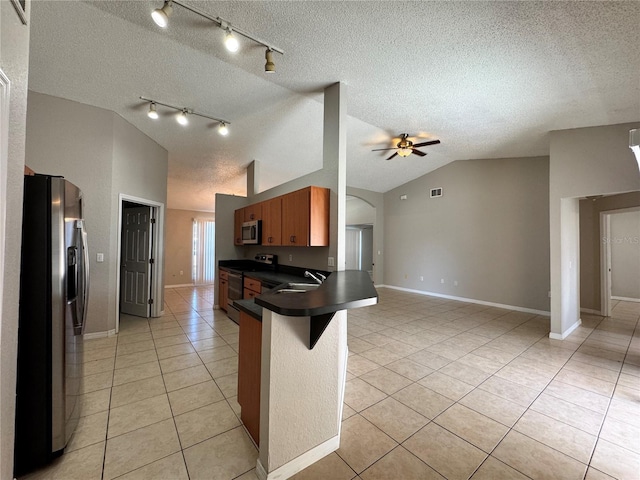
372;133;441;160
140;96;230;135
150;0;283;73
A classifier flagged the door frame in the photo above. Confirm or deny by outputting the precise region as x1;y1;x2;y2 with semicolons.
116;194;165;333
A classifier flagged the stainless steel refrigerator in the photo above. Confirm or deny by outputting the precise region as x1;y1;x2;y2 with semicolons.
14;175;89;477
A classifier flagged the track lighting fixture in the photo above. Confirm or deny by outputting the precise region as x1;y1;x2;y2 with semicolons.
224;28;239;53
147;102;159;119
264;49;275;73
150;0;283;72
177;109;189;126
151;1;173;28
140;97;231;136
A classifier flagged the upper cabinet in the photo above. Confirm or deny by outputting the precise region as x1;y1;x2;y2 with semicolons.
244;203;262;222
234;208;244;246
262;197;282;246
233;186;329;247
282;186;329;247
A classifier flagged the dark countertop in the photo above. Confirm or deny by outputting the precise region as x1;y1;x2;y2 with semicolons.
242;270;306;288
234;299;263;319
255;270;378;317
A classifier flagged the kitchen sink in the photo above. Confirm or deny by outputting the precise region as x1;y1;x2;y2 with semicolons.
276;282;321;293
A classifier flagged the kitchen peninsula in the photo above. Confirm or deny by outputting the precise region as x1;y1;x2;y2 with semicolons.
221;257;377;479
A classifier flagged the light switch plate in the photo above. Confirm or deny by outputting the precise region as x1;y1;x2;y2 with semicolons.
96;253;104;263
327;257;335;267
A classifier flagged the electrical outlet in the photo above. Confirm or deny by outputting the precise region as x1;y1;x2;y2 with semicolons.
328;257;335;267
440;278;445;284
289;254;293;262
420;276;424;281
96;253;104;263
180;270;183;276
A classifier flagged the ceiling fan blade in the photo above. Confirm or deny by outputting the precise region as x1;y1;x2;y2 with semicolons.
412;139;441;148
372;147;399;152
386;152;398;160
411;149;427;157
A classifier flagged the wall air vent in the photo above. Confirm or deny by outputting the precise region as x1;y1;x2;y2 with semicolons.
430;187;443;198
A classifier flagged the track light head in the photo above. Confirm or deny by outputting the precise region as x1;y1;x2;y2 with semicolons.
177;110;189;126
265;49;275;73
224;29;239;53
218;122;229;136
152;1;173;28
147;102;159;120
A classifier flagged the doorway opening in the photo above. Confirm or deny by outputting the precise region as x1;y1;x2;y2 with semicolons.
346;195;376;280
116;194;165;333
600;206;640;316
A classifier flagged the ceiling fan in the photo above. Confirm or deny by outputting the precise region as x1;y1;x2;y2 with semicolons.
372;133;441;160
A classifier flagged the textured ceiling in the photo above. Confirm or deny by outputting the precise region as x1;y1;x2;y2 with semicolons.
28;1;640;212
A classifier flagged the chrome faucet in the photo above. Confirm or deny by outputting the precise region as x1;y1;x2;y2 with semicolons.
305;271;324;284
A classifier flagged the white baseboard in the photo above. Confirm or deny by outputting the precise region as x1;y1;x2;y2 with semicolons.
612;296;640;303
164;283;194;288
83;329;116;340
255;434;340;480
580;308;601;315
381;285;550;316
549;318;582;340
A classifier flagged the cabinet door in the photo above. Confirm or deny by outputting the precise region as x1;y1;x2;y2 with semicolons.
262;197;282;246
234;209;244;246
238;311;261;445
244;203;262;222
282;188;310;246
309;186;329;246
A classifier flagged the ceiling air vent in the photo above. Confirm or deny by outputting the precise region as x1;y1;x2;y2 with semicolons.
430;187;443;198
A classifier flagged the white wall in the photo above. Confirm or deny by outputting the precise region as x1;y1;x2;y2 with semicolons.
25;92;168;333
550;122;640;336
610;209;640;300
384;156;550;312
0;1;31;476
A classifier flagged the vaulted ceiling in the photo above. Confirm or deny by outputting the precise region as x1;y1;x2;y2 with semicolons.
28;1;640;211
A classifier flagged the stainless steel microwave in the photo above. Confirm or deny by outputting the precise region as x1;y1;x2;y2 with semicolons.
242;220;261;245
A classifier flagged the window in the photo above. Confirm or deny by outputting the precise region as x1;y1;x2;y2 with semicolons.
193;218;215;285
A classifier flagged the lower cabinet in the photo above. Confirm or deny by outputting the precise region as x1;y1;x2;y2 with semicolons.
238;310;261;445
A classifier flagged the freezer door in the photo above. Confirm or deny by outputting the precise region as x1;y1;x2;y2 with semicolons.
62;180;86;445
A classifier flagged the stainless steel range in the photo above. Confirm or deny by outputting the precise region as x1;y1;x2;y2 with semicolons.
225;254;277;324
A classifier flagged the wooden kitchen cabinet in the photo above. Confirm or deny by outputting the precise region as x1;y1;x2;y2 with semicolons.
243;276;262;300
261;197;282;246
282;186;329;246
244;203;262;222
218;269;229;312
238;310;262;445
234;208;244;246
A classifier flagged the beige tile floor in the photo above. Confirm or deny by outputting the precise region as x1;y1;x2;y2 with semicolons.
21;287;640;480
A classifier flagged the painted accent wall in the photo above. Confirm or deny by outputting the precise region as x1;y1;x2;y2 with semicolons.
25;92;168;334
165;208;215;286
0;2;31;477
579;192;640;311
384;156;550;312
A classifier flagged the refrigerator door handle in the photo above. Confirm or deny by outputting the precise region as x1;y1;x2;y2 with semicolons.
75;220;90;334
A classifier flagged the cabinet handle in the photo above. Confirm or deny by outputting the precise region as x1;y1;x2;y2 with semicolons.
268;237;272;243
290;235;295;243
250;213;255;220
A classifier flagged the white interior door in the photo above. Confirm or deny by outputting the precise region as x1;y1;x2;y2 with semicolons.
120;206;152;317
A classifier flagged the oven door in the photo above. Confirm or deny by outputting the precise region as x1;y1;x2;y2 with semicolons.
226;271;243;324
